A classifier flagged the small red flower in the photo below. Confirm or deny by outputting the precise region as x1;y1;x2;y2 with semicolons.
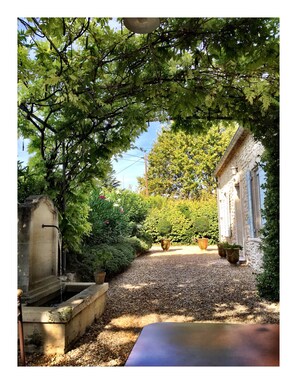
99;195;106;199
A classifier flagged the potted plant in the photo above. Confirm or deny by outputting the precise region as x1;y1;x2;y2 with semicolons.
93;251;111;284
192;216;209;250
224;243;243;264
217;241;229;258
157;218;172;251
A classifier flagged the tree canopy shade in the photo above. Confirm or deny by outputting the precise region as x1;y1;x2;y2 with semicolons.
18;17;279;299
18;17;278;197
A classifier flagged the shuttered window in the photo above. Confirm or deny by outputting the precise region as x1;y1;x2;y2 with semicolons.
258;165;266;226
246;165;266;238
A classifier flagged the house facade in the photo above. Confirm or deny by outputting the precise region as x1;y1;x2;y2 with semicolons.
214;127;266;270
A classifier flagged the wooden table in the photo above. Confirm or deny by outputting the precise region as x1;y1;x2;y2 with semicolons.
125;322;279;366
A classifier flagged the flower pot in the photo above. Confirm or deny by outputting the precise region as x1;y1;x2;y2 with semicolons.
161;239;171;251
217;244;226;258
226;248;240;264
198;238;208;250
94;271;106;284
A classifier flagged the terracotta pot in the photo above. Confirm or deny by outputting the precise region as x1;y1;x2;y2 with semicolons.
198;238;208;250
217;244;226;258
94;271;106;284
161;239;171;251
226;249;240;264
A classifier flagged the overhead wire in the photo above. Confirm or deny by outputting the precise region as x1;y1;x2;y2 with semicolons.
115;157;144;175
121;153;144;159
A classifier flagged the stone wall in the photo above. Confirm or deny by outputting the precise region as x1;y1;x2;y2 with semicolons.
216;129;264;270
18;195;59;297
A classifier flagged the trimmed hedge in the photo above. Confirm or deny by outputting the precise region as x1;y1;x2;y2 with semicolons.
143;195;219;244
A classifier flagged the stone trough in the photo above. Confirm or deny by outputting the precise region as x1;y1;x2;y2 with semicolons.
18;195;109;355
21;282;108;354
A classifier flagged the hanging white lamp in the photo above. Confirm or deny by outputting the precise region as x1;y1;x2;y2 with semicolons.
123;18;160;34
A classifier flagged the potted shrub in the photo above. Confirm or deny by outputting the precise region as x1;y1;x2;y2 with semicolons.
217;241;229;258
193;216;209;250
224;243;243;264
157;218;172;251
93;251;111;284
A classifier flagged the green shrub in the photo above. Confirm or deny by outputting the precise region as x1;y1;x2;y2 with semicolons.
223;243;243;250
166;210;193;243
67;241;136;281
105;242;135;276
146;195;167;209
106;189;149;223
217;241;230;247
157;218;172;237
143;194;218;244
142;207;162;242
125;236;151;254
255;145;279;301
87;191;130;244
192;216;209;237
69;188;153;281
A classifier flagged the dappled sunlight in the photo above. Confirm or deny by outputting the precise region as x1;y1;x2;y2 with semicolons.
120;282;152;290
256;300;279;314
105;312;195;331
161;314;195;322
106;313;162;329
211;300;279;323
99;328;138;346
213;303;252;321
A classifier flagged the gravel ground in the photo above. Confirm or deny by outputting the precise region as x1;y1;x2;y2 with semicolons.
25;245;279;367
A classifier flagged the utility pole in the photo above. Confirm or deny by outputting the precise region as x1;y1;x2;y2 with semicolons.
144;153;149;196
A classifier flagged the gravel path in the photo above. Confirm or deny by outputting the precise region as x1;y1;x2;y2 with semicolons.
25;245;279;367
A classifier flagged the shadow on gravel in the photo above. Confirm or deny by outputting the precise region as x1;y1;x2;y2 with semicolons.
139;248;184;255
25;246;279;367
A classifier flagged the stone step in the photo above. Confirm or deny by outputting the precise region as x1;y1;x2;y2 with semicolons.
29;275;60;290
23;277;62;305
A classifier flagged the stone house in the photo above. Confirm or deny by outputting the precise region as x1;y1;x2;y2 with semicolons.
214;127;266;270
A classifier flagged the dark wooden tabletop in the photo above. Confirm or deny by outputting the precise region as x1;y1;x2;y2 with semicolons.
125;322;279;366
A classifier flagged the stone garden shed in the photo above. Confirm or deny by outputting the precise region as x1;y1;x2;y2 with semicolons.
214;127;266;270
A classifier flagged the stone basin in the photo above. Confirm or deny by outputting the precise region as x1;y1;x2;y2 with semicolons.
21;282;108;355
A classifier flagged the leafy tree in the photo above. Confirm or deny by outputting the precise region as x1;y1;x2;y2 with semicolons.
18;160;45;203
138;122;237;198
18;17;154;250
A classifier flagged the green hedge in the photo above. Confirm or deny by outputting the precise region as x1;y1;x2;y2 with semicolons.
143;195;219;244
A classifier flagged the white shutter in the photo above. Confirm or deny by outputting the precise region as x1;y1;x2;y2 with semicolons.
219;190;231;237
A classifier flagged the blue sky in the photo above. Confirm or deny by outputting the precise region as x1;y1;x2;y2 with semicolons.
112;121;161;191
17;121;162;192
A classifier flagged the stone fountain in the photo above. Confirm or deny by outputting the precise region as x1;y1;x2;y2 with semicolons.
18;195;108;355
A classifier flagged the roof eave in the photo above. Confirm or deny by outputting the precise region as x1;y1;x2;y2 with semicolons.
214;127;249;177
